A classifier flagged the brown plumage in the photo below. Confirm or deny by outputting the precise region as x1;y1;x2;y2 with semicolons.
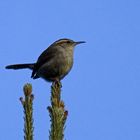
5;38;85;82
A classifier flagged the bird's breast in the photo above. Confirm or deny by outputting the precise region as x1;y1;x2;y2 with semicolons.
57;50;73;79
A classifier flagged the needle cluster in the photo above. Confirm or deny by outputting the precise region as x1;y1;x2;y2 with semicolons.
48;81;68;140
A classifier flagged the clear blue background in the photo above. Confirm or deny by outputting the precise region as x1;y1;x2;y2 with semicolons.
1;0;140;139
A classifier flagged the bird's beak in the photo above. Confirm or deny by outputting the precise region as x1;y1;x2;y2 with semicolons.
75;41;86;45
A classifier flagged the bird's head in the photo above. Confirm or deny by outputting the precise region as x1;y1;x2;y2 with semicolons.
53;38;86;48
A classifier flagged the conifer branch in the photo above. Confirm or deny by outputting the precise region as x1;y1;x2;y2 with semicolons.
20;83;34;140
48;81;68;140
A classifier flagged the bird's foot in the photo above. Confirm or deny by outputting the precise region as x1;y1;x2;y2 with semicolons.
52;78;62;87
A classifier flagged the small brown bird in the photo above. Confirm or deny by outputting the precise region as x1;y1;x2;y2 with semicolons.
6;38;85;82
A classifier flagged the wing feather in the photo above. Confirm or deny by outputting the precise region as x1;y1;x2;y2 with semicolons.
31;45;59;78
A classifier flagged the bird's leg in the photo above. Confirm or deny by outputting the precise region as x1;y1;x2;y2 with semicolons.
52;78;62;87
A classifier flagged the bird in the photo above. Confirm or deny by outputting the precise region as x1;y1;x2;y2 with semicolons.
5;38;85;82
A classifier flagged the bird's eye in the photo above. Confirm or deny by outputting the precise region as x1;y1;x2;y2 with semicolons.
67;41;71;43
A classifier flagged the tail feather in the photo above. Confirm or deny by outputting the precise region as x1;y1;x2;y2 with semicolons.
5;63;35;70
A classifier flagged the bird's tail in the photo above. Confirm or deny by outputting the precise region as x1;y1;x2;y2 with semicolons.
5;63;35;70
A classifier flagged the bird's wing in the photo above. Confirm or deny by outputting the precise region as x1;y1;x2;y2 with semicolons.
31;45;59;78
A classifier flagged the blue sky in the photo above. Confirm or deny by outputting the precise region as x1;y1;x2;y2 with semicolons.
1;0;140;139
